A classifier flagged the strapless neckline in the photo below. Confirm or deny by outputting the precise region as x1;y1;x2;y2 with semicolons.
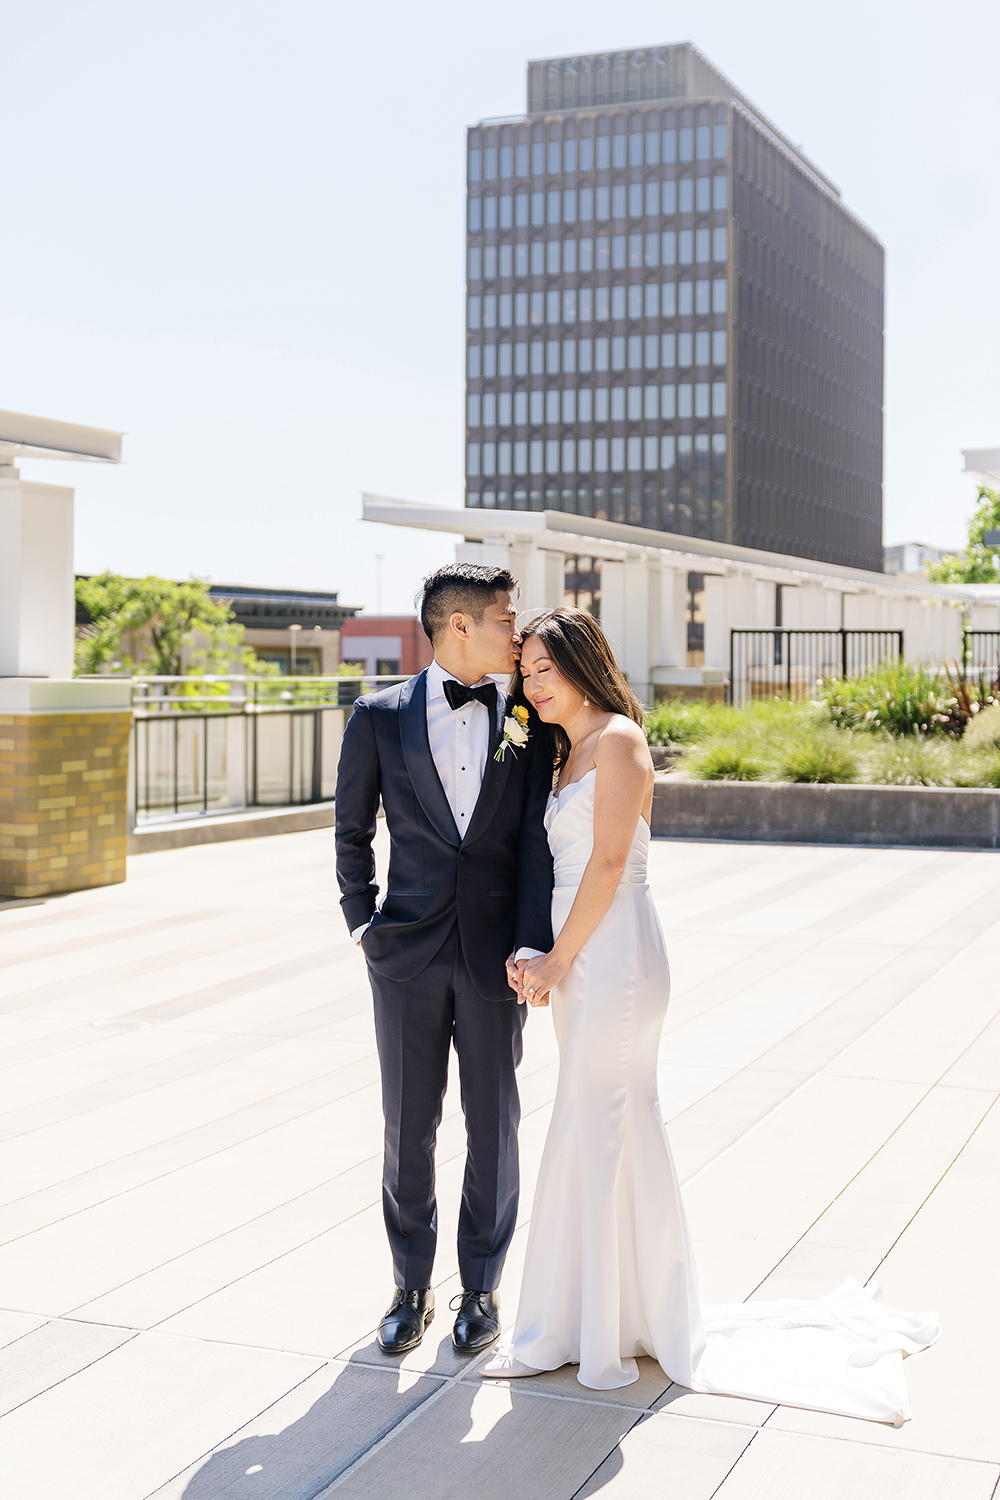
553;766;597;799
546;769;652;839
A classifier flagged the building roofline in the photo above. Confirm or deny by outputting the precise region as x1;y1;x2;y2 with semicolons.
208;584;351;605
361;495;978;602
0;409;122;464
517;42;839;196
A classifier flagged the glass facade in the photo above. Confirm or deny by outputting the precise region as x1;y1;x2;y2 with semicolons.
465;44;884;568
730;111;884;570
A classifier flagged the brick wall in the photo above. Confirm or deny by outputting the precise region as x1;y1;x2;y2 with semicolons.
0;711;132;899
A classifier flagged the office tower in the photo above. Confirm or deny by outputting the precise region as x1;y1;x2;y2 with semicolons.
464;44;884;571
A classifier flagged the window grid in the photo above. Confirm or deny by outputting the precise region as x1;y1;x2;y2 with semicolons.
467;97;742;540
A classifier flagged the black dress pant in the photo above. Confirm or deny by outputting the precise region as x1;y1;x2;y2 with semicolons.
368;925;526;1292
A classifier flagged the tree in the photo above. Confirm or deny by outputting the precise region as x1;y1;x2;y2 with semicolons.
926;486;1000;584
75;573;267;676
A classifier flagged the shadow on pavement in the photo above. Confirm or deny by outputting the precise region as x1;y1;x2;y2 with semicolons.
179;1352;628;1499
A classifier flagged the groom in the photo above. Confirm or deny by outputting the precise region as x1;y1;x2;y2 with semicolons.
335;564;554;1357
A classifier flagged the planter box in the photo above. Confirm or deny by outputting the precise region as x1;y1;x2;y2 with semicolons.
651;777;1000;850
128;802;337;855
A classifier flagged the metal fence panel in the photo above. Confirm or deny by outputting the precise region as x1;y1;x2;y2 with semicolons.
729;630;903;707
964;631;1000;691
128;674;400;825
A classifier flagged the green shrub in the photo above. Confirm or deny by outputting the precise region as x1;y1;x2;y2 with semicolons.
686;739;765;781
957;748;1000;788
774;734;860;784
861;738;957;786
814;662;962;737
644;699;712;747
963;701;1000;751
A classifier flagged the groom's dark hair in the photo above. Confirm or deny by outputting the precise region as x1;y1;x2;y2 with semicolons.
417;563;517;644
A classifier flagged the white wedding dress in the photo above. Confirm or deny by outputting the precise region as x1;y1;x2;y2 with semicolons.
502;771;939;1424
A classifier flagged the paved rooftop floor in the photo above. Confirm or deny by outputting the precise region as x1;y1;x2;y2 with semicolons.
0;829;998;1499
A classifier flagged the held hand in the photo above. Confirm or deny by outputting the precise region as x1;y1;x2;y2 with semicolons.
510;957;538;1004
519;950;570;1007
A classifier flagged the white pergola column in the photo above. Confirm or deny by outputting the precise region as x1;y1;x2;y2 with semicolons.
506;542;564;618
598;555;673;702
600;559;626;667
657;567;688;667
703;573;758;670
0;473;76;679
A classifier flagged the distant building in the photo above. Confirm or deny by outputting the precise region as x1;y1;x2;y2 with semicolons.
962;449;1000;488
465;42;885;571
76;579;360;675
882;543;949;580
207;585;359;674
339;616;433;678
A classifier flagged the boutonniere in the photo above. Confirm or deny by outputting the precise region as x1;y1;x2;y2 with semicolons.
494;704;531;761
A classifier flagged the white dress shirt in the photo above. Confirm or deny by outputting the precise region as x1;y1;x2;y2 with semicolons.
424;657;495;833
352;660;543;966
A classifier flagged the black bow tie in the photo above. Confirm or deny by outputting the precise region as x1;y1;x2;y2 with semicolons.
443;679;498;714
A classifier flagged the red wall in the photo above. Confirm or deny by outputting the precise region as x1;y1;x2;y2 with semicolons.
340;616;433;676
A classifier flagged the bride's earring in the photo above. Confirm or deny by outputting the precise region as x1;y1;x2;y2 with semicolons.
583;696;589;706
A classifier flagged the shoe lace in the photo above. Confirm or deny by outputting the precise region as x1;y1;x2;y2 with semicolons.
449;1290;484;1313
391;1288;423;1310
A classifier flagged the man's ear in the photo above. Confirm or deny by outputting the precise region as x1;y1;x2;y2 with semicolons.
448;611;471;641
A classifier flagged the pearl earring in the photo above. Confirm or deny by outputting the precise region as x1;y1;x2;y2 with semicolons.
583;696;589;706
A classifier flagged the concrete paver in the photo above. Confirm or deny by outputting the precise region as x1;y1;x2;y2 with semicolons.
0;827;997;1496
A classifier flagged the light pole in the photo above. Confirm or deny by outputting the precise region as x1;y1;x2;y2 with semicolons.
289;622;301;674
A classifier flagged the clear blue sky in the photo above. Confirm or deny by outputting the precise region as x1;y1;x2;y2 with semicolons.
3;0;998;613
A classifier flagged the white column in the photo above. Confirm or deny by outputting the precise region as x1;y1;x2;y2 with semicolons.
541;549;566;610
0;473;75;679
620;557;655;700
754;580;775;627
506;542;564;619
970;603;1000;631
600;560;626;665
938;603;964;662
657;567;688;666
455;539;510;571
703;574;756;670
902;599;963;664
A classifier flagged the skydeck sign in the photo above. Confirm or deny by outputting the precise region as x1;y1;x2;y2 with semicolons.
528;45;691;113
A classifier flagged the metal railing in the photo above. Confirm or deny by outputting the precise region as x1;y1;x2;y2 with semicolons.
963;631;1000;691
728;630;904;706
130;674;403;823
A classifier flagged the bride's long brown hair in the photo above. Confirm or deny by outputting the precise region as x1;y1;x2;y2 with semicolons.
512;607;645;767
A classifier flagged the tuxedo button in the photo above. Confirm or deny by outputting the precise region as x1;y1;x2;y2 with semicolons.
459;852;469;863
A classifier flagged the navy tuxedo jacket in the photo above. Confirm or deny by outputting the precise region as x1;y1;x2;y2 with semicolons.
335;670;555;1001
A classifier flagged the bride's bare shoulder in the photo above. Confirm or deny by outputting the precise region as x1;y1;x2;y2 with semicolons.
594;714;650;767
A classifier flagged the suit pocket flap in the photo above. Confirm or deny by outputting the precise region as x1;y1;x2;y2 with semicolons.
380;891;432;921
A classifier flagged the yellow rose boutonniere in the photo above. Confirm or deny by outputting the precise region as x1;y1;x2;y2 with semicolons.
495;703;531;762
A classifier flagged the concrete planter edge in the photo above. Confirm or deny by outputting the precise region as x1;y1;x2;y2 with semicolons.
651;777;1000;850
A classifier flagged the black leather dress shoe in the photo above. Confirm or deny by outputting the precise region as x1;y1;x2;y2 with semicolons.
377;1287;435;1354
451;1289;501;1354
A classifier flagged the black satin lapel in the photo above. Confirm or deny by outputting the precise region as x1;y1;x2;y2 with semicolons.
463;689;512;846
399;672;461;847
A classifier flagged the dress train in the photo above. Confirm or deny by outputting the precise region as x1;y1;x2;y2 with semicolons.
501;774;938;1424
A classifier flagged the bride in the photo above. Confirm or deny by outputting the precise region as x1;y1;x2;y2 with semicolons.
482;607;938;1425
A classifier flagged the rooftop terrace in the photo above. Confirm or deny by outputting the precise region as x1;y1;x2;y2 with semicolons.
0;829;998;1496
